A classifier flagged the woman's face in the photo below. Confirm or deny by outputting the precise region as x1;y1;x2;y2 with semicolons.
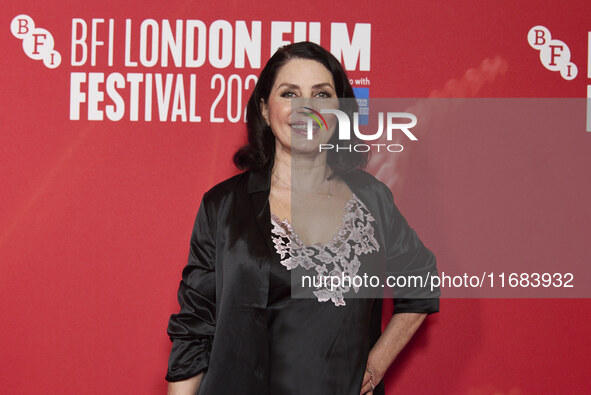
261;58;338;155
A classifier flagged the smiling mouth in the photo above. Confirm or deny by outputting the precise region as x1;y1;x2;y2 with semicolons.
290;122;320;135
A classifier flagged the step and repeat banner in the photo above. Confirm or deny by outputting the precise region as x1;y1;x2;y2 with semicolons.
2;0;590;394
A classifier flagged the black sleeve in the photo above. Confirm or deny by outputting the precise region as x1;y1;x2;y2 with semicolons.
165;195;217;382
383;186;440;315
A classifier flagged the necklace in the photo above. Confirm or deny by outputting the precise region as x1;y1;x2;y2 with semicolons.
272;171;334;199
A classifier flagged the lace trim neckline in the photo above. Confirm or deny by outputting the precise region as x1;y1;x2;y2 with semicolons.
270;193;358;249
269;192;381;306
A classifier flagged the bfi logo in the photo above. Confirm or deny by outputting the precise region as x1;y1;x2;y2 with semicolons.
10;14;61;69
527;25;577;80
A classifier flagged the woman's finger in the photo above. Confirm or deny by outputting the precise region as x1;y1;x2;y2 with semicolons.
360;371;375;394
359;371;369;394
360;382;373;394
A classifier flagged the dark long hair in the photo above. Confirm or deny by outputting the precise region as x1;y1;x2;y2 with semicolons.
232;41;369;178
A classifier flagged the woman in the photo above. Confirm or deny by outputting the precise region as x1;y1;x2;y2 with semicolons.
166;42;439;395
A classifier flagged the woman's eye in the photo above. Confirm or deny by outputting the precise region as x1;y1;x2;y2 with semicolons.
280;91;297;98
315;91;332;98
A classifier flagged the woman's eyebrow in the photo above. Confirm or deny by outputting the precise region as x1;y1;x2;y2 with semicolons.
312;83;335;90
276;83;300;90
275;82;335;90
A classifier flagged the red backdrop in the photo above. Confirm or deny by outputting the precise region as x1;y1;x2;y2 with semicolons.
2;1;590;394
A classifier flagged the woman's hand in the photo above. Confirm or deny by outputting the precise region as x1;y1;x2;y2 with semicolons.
359;353;388;394
359;313;428;394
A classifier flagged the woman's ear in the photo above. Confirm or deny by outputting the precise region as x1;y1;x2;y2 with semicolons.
260;99;269;126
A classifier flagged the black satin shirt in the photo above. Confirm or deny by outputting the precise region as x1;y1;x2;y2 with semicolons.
165;166;440;394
